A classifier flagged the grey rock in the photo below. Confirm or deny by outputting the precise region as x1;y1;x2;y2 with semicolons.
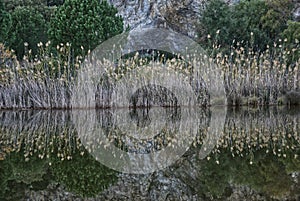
293;5;300;21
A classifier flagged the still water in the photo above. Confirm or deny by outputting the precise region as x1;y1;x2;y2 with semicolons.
0;106;299;201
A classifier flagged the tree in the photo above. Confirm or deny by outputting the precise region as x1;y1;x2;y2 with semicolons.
47;0;64;6
0;0;11;45
48;0;123;57
231;0;270;51
8;6;48;59
261;0;294;42
198;0;293;54
198;0;232;48
281;20;300;66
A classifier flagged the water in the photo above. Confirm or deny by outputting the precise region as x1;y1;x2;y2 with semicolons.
0;106;299;200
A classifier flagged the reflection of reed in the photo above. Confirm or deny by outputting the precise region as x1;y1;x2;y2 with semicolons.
0;107;299;163
0;110;79;161
95;107;208;154
211;107;300;160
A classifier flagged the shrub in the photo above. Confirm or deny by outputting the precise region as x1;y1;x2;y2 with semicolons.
199;0;293;54
198;0;232;49
48;0;123;57
7;6;48;59
0;1;11;44
281;20;300;66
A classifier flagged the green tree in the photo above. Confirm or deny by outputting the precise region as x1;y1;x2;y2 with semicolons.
47;0;64;6
231;0;270;51
48;0;123;57
198;0;293;54
198;0;232;48
8;6;48;59
261;0;294;42
281;20;300;66
0;1;11;44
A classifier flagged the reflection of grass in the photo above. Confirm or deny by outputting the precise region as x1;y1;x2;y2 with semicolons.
194;107;300;199
0;110;117;198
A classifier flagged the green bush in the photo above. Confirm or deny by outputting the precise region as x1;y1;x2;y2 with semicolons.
198;0;232;49
261;0;293;39
231;0;270;51
2;0;47;10
47;0;64;6
199;0;294;54
48;0;123;57
281;20;300;66
0;1;11;44
7;6;48;59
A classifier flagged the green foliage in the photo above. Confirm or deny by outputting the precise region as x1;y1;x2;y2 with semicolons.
0;1;11;44
47;0;64;6
7;6;48;59
48;0;123;57
261;0;293;38
0;151;50;201
3;0;57;21
199;0;294;54
281;20;300;65
232;0;270;51
198;0;232;48
51;151;117;197
2;0;48;10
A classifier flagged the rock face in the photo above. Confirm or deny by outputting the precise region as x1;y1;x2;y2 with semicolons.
109;0;300;38
107;0;207;38
294;4;300;21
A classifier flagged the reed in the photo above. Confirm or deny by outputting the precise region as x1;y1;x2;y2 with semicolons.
0;36;299;109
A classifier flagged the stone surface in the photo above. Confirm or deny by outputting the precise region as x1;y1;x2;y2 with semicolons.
108;0;300;39
107;0;208;38
294;4;300;21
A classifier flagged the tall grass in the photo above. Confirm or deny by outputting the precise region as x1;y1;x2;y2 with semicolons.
0;36;299;109
0;42;80;109
212;36;300;106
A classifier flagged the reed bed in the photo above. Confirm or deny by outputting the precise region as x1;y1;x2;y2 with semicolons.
0;38;299;109
0;42;79;109
214;39;300;106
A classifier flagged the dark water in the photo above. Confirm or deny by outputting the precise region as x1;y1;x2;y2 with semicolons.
0;106;299;201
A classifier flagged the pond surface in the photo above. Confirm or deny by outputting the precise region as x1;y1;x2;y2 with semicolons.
0;106;299;201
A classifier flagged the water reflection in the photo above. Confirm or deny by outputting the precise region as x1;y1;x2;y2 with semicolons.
0;107;299;200
74;107;209;174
